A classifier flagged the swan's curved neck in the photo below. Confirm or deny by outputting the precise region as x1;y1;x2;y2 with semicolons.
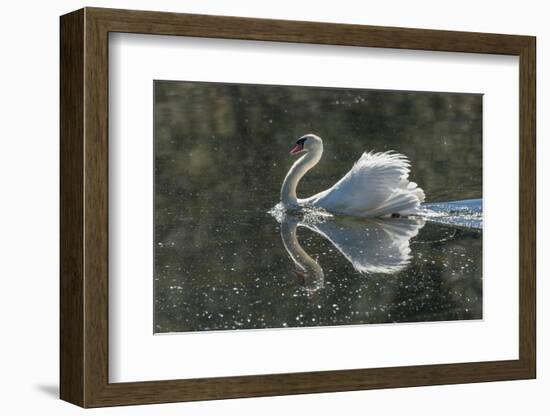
280;219;324;291
281;147;323;206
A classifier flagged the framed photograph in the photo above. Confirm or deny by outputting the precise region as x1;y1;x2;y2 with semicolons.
60;7;536;407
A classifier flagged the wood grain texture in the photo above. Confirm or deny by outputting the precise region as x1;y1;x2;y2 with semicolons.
89;7;532;54
59;7;537;408
59;8;84;406
83;10;110;406
518;38;536;375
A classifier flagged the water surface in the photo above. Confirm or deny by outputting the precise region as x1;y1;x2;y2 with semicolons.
154;81;482;333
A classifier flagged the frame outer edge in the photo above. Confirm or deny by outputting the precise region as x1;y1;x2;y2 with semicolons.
61;7;537;407
60;8;86;407
519;37;536;377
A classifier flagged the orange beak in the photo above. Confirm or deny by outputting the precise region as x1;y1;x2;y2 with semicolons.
289;144;304;155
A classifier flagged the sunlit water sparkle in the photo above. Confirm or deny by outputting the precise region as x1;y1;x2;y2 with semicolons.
154;80;483;333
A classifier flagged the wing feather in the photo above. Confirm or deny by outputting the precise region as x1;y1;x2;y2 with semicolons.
304;151;423;217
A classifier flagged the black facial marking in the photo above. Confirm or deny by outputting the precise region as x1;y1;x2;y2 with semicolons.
296;137;307;146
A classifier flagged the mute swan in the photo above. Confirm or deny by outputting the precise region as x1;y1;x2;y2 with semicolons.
281;134;425;217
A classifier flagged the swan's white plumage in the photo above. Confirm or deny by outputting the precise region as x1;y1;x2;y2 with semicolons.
302;150;425;217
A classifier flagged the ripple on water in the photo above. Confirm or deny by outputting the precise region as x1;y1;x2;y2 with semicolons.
422;199;482;229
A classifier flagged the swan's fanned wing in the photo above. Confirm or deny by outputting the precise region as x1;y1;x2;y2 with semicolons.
304;151;425;217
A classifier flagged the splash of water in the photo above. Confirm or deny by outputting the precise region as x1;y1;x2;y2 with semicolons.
269;199;482;230
268;203;333;225
421;198;482;229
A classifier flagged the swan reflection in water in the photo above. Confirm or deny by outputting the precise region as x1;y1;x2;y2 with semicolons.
270;207;425;293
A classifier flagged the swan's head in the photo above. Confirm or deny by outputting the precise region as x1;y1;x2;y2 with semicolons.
289;134;323;155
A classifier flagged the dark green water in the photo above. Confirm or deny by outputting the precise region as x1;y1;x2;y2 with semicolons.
154;81;482;333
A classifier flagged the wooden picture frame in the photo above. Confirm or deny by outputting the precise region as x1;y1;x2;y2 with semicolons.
60;7;536;408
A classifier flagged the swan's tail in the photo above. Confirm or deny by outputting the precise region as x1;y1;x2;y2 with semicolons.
364;183;425;217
